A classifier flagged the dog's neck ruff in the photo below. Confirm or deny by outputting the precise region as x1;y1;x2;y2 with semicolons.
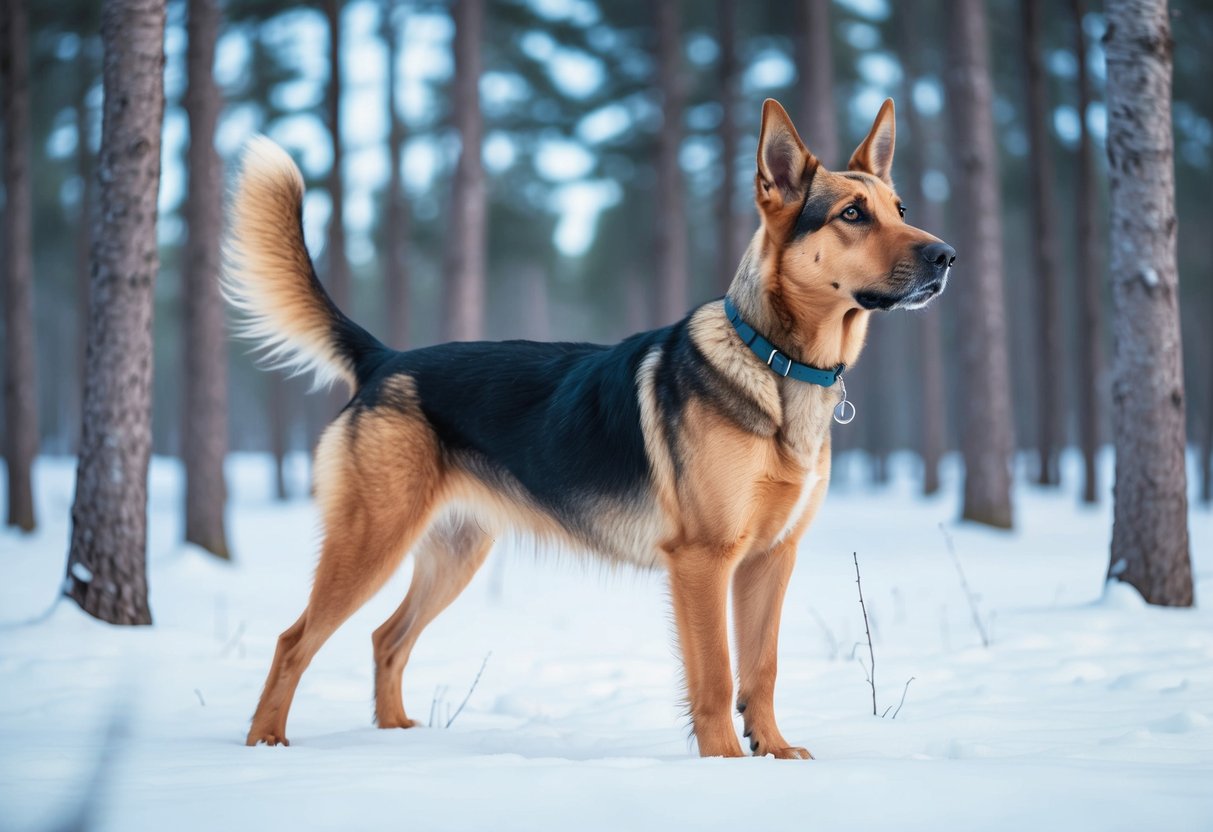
723;295;845;388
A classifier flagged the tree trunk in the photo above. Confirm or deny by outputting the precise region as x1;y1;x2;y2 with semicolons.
794;0;837;167
893;4;947;497
1072;0;1104;504
268;373;288;501
441;0;486;342
1104;0;1193;607
323;0;351;424
1;0;38;532
182;0;230;559
625;267;647;335
715;0;738;295
323;0;351;313
654;0;688;325
73;41;95;456
521;263;549;341
1203;285;1212;505
381;0;409;349
66;0;166;625
1020;0;1065;487
862;322;892;485
944;0;1016;529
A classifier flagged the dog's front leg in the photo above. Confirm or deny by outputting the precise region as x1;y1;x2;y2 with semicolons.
666;545;744;758
733;539;812;759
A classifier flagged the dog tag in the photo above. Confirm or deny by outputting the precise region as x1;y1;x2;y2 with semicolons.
833;376;856;425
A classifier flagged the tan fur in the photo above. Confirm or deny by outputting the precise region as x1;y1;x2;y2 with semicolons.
242;98;946;758
223;136;357;391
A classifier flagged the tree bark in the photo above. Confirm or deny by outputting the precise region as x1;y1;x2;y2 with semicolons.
268;373;288;501
944;0;1016;528
865;323;891;486
1072;0;1105;504
654;0;688;325
381;0;409;349
893;4;947;496
324;0;351;314
73;41;96;456
517;262;550;341
1020;0;1065;487
1203;284;1212;505
66;0;166;625
715;0;738;295
441;0;486;342
1104;0;1193;606
182;0;230;559
794;0;837;167
1;0;38;532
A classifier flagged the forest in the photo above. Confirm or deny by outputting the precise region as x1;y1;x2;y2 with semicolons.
1;0;1211;829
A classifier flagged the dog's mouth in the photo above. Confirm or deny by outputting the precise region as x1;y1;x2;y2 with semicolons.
853;269;949;312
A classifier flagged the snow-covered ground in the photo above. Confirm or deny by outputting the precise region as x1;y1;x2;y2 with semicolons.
1;452;1210;831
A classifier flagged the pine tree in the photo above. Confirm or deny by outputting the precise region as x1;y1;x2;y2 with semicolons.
182;0;230;559
715;0;739;296
1;0;39;532
1020;0;1065;487
381;0;410;349
323;0;351;314
892;1;947;496
654;0;688;324
1071;0;1105;504
442;0;486;341
944;0;1016;528
794;0;837;166
66;0;167;624
1104;0;1193;606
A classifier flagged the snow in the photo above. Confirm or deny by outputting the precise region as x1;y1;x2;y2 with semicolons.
1;452;1211;831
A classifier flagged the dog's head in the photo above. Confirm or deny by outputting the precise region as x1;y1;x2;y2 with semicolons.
753;98;955;318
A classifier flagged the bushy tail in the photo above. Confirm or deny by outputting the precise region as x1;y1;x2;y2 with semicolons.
223;136;387;393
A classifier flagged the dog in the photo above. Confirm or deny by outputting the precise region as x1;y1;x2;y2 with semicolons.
226;97;954;758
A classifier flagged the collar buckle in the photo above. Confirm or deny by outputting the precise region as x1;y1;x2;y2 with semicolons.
767;349;793;378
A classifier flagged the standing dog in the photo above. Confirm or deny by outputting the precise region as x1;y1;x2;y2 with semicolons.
227;98;954;757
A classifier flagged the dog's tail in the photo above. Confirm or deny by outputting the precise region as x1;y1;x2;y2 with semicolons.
223;136;388;393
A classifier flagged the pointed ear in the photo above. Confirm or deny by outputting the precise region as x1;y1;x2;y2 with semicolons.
756;99;815;210
848;98;896;186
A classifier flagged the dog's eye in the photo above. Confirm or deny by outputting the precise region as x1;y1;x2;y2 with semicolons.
898;204;907;219
841;205;862;222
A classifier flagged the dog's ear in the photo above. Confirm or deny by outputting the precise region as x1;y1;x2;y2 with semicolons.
756;99;815;213
848;98;896;186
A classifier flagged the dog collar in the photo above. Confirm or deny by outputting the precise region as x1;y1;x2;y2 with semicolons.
723;296;844;388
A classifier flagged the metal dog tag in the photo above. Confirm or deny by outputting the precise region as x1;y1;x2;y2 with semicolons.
833;376;856;425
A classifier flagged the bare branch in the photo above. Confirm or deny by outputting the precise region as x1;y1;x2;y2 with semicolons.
939;524;990;647
445;652;492;729
219;620;247;658
853;552;877;716
809;606;839;660
428;685;446;728
891;676;915;720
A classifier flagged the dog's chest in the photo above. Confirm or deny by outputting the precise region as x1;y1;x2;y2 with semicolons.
774;468;822;544
764;383;833;543
777;380;836;456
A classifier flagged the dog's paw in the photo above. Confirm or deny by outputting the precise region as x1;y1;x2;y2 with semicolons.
376;717;418;730
745;723;813;760
246;732;289;747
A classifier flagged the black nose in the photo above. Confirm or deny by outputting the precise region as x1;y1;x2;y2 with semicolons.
920;241;957;270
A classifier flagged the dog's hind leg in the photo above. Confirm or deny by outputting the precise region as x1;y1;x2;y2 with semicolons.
246;404;442;746
372;514;493;729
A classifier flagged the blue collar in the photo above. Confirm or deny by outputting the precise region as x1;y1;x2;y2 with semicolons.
723;296;844;387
